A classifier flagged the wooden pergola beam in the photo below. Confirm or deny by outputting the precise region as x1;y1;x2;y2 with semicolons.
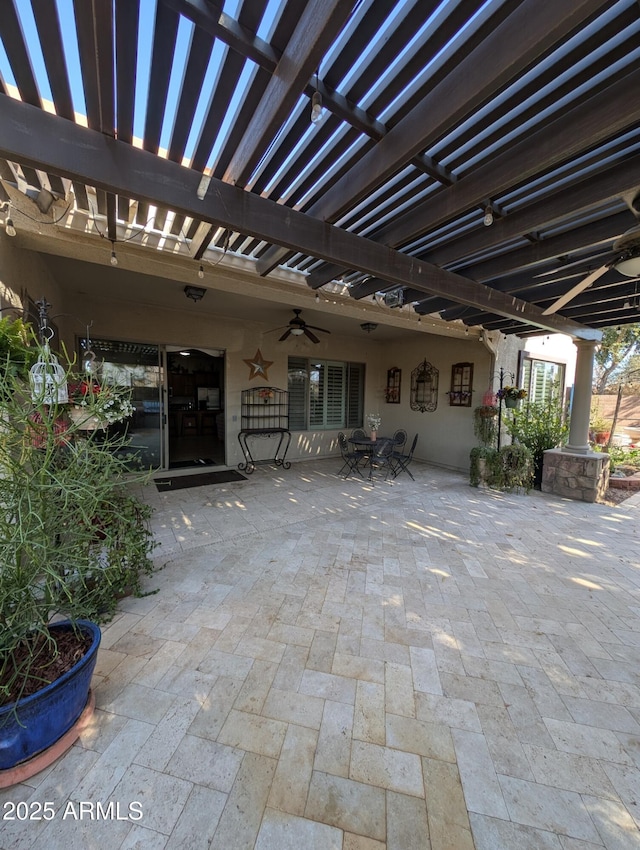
0;96;601;340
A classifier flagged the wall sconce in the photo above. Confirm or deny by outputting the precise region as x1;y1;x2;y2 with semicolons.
360;322;378;333
184;285;206;302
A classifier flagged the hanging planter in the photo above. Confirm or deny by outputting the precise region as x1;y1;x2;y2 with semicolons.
67;406;105;431
29;345;68;405
496;386;527;408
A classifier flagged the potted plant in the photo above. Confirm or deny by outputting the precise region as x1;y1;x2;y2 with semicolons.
473;405;498;447
496;385;528;409
589;402;612;445
0;327;156;780
366;413;381;440
469;445;498;487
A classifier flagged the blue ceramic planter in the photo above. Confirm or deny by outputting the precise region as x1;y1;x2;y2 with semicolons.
0;620;101;769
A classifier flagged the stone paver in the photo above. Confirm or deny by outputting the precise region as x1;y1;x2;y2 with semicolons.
2;459;639;850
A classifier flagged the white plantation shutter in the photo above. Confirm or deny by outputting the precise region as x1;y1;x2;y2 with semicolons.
309;363;324;427
522;358;566;405
287;358;364;430
346;363;364;428
325;363;345;427
287;358;308;430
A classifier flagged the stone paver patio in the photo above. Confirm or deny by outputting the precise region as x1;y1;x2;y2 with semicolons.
1;458;640;849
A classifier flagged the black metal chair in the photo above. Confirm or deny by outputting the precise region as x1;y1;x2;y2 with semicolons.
392;428;407;451
350;427;369;465
338;431;364;478
367;438;395;482
392;433;418;480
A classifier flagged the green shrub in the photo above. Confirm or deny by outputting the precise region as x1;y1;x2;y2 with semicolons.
506;394;569;487
469;446;498;486
470;444;533;492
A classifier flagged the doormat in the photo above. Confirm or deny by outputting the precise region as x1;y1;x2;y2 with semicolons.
169;458;216;469
155;470;247;492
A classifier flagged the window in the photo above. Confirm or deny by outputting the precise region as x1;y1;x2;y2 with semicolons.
520;355;566;404
288;357;364;430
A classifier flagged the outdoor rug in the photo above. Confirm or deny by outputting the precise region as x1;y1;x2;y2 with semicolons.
155;470;247;492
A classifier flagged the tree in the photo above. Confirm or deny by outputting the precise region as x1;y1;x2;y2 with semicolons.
593;324;640;393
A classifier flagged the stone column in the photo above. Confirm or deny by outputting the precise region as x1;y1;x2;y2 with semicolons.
565;339;598;454
541;337;610;502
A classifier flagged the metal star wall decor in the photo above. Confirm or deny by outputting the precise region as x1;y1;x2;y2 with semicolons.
243;348;273;381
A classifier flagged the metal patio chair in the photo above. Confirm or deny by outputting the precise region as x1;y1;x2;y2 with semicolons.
392;428;407;451
391;433;418;480
338;431;364;478
367;438;395;482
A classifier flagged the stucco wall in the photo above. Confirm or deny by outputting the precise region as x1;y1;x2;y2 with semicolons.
0;237;502;472
0;232;65;330
377;334;495;471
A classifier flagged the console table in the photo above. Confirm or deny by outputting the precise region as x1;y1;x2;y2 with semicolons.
237;428;291;474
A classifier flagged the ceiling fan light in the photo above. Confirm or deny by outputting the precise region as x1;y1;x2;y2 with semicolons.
290;327;305;335
615;248;640;278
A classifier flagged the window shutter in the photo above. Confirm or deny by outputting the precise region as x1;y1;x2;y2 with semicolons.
287;358;364;430
287;358;308;430
325;363;345;427
309;364;324;427
346;363;364;427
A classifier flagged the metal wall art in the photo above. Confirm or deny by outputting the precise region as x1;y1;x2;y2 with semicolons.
410;359;438;412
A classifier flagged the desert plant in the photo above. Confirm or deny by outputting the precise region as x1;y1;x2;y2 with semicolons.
0;333;156;710
505;392;569;488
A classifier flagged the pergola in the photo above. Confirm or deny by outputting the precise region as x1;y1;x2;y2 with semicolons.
0;0;639;344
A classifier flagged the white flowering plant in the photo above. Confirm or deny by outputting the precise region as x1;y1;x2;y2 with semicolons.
68;379;134;424
366;413;381;430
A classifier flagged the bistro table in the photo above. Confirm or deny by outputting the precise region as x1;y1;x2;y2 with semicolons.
348;436;394;481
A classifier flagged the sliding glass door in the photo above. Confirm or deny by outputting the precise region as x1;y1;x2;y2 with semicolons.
79;337;164;469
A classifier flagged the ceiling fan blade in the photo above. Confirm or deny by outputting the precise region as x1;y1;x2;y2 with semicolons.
304;328;320;344
279;328;292;341
541;265;609;315
306;324;330;334
535;271;586;286
534;250;613;279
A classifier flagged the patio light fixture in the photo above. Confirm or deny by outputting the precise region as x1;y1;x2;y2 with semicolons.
310;72;323;124
360;322;378;333
184;285;206;302
2;203;16;237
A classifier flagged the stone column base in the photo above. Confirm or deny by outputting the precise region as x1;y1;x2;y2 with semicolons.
541;448;610;503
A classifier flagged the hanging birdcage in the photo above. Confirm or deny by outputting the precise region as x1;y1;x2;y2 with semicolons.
29;344;69;405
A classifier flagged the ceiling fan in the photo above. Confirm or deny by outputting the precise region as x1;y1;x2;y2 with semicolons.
269;309;331;344
542;224;640;315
